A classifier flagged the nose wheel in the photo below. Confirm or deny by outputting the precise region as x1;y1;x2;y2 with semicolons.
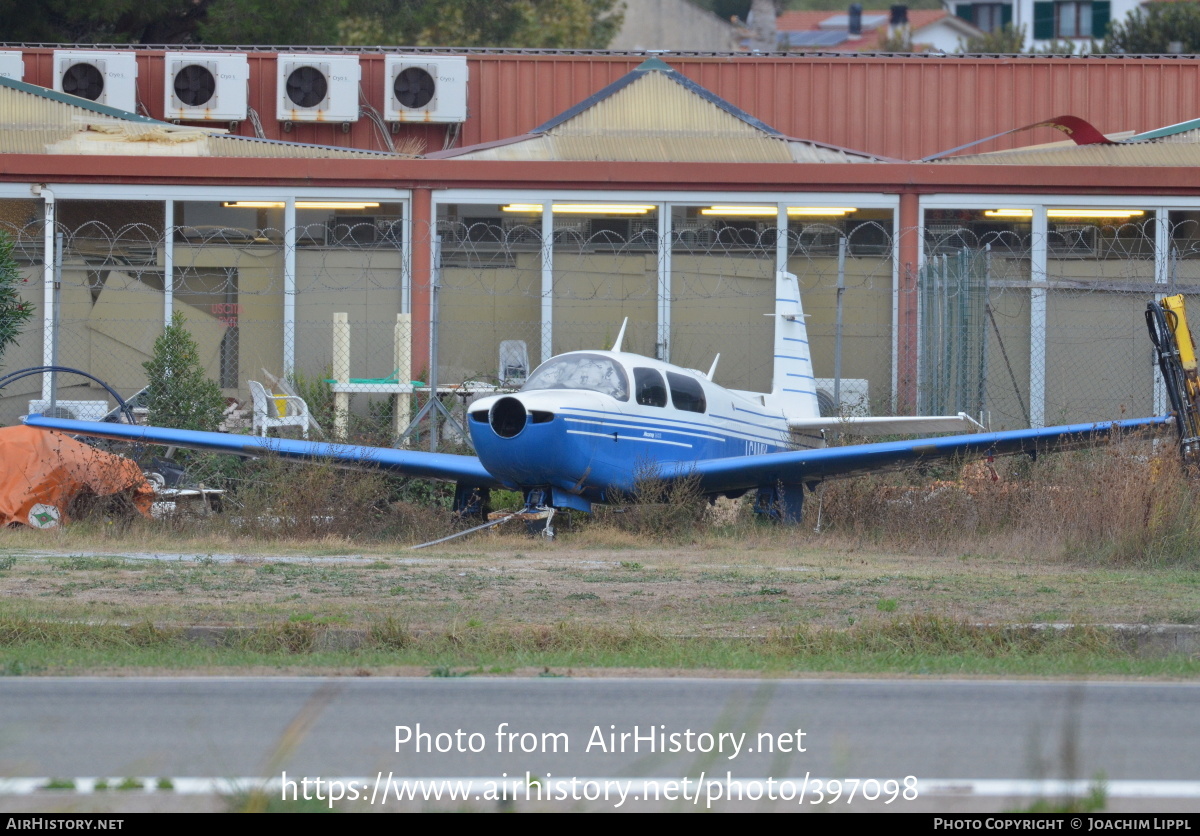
522;504;556;539
520;490;557;539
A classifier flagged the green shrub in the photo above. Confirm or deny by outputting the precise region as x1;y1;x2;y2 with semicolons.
0;230;33;369
143;311;226;432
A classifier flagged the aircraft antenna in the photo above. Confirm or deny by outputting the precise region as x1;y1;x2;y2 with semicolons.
611;317;629;352
706;354;720;381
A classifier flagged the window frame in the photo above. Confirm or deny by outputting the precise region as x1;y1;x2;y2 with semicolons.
667;371;707;414
633;367;668;408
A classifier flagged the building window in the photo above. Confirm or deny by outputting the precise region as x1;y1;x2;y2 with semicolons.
955;3;1011;33
1033;0;1110;40
979;3;1006;32
1056;1;1091;37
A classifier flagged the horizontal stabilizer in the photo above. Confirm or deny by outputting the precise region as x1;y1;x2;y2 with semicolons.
788;412;986;437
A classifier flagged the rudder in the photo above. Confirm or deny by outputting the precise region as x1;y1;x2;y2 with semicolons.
769;271;819;420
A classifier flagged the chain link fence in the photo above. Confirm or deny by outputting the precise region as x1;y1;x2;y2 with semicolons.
0;203;1177;448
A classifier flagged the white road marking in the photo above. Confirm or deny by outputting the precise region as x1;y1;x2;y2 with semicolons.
2;777;1198;798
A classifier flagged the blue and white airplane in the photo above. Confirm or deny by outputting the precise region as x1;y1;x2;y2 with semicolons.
23;271;1169;531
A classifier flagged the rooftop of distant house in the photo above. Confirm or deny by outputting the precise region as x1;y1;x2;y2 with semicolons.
775;8;969;51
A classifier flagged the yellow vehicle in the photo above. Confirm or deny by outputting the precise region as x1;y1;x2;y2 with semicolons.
1146;294;1200;462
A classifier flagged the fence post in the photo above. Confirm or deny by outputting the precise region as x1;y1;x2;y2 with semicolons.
332;312;350;439
394;313;411;441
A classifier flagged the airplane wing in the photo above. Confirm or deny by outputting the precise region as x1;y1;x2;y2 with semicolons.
22;413;1173;506
690;415;1172;495
21;415;505;489
787;411;986;437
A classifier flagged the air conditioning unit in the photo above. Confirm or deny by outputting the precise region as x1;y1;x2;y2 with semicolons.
27;400;111;421
277;54;360;124
53;50;138;113
814;378;869;417
0;51;24;82
164;52;249;122
384;55;467;123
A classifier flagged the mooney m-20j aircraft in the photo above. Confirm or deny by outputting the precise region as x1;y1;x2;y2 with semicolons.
24;272;1169;529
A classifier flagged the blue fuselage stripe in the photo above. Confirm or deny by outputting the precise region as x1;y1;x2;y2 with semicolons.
566;429;693;449
732;404;783;421
564;417;723;442
561;406;788;447
562;405;781;435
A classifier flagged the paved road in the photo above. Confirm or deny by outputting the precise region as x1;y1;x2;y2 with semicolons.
2;677;1196;781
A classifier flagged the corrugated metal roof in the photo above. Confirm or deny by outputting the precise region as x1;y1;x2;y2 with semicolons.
0;75;408;159
930;133;1200;166
1127;116;1200;141
453;54;1200;162
533;57;784;136
434;59;881;163
14;49;1200;161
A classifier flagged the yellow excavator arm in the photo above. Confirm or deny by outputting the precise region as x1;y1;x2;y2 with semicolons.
1147;294;1200;460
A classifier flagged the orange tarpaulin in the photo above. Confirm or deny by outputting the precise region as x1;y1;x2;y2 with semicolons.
0;426;152;528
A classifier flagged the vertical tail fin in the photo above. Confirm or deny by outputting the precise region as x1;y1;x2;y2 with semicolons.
769;271;819;419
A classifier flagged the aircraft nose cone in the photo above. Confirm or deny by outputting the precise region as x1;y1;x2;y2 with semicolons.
489;396;527;438
470;392;599;494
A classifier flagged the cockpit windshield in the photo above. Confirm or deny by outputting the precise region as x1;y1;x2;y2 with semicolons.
520;353;629;401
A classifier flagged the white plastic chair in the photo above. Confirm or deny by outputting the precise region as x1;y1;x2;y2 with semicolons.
248;380;310;439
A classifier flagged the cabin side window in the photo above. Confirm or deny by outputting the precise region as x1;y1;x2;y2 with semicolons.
634;368;668;407
667;372;707;413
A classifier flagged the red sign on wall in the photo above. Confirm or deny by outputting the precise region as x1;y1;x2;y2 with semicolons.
211;303;240;328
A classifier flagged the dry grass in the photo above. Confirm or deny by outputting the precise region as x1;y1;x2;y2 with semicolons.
771;616;1117;657
594;468;710;542
790;436;1200;567
65;453;463;548
37;434;1200;572
3;435;1198;675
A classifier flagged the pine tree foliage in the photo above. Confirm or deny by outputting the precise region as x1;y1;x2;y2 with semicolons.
958;23;1026;53
142;312;226;432
339;0;623;49
1106;3;1200;54
956;22;1095;54
0;0;622;48
0;232;33;371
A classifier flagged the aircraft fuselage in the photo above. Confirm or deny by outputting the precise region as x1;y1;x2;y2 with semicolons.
468;350;795;509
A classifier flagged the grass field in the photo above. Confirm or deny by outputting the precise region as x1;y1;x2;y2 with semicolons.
1;527;1197;676
2;436;1197;678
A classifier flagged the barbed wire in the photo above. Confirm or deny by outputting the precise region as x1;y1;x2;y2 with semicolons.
0;215;1181;429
